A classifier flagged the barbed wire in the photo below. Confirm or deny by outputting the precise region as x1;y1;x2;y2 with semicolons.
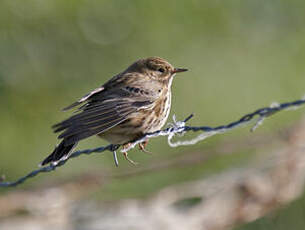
1;96;305;188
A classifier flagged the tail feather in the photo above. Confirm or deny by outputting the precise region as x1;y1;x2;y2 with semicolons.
40;140;77;166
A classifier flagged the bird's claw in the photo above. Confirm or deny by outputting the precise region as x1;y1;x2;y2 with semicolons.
123;151;138;165
138;140;151;154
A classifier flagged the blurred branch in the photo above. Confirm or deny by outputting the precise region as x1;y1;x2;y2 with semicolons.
1;96;305;188
102;118;305;230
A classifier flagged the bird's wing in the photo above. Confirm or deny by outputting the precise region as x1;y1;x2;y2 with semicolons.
62;72;159;111
53;87;155;145
62;86;105;111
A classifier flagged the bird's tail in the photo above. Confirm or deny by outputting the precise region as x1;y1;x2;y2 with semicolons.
40;140;77;166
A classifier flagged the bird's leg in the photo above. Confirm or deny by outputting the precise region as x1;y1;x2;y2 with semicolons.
139;140;151;154
122;143;138;165
123;152;138;165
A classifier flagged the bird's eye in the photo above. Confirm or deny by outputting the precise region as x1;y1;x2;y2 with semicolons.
158;68;165;73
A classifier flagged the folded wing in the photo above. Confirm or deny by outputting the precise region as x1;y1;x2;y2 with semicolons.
53;92;153;145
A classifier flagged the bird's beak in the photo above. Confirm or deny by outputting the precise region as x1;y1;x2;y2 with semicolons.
172;68;188;74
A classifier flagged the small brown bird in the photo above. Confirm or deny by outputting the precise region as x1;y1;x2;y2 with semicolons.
40;57;187;166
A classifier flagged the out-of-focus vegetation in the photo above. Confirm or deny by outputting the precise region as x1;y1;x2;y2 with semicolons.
1;0;305;229
236;193;305;230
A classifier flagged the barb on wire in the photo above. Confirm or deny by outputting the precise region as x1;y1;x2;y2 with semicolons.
1;97;305;188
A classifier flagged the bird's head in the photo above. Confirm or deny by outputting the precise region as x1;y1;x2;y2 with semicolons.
126;57;188;82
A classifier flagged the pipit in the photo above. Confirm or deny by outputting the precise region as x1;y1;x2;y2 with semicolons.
40;57;188;166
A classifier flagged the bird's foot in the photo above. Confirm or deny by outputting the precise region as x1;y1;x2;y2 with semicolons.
139;140;151;154
122;143;138;165
123;151;138;165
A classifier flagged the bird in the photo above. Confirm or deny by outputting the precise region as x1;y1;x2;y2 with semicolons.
40;57;188;166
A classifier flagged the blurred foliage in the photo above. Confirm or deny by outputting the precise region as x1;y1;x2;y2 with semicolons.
0;1;305;228
236;192;305;230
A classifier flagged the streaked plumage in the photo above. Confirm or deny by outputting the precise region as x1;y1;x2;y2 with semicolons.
40;57;187;166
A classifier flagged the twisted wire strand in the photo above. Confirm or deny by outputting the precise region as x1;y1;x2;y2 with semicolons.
1;97;304;187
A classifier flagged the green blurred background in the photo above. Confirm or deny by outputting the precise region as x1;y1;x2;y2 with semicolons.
1;0;305;229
